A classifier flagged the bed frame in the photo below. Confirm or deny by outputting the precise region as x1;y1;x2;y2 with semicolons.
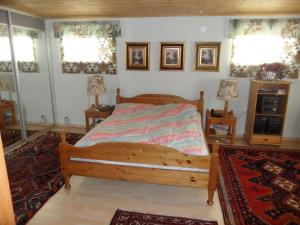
59;89;219;205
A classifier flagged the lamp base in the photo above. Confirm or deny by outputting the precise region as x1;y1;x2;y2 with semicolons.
223;100;229;117
95;95;99;107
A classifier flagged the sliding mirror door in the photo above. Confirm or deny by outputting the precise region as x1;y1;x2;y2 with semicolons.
12;26;53;136
0;22;23;147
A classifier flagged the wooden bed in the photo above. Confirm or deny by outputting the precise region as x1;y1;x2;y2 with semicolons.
59;89;219;205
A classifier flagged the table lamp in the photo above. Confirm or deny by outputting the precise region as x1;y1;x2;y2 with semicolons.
217;79;238;117
87;75;106;107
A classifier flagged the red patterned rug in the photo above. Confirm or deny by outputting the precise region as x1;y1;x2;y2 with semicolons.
5;131;83;225
110;209;218;225
1;129;38;148
218;146;300;225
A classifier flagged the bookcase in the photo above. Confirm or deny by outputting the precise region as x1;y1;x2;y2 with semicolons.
245;80;291;145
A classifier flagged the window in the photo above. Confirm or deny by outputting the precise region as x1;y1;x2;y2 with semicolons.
0;24;39;73
229;19;300;79
53;21;121;74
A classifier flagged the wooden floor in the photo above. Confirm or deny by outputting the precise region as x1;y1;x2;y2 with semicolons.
20;128;299;225
28;176;224;225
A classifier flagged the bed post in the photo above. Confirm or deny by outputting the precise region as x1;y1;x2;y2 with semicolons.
207;142;219;205
199;91;204;119
59;130;71;189
116;88;121;104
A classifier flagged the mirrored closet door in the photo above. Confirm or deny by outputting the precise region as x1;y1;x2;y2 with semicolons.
12;24;53;137
0;10;23;148
0;9;54;149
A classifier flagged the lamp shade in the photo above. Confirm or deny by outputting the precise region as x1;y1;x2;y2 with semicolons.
217;79;238;100
87;75;106;96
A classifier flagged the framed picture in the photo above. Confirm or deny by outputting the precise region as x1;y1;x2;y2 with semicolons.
160;42;185;70
195;42;221;71
126;42;150;70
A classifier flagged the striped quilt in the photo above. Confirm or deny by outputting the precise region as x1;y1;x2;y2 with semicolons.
76;103;208;156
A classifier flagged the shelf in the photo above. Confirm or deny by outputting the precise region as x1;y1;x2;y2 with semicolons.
255;113;284;117
257;93;287;96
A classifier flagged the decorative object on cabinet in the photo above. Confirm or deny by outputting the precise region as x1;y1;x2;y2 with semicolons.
245;80;291;146
85;105;114;131
87;75;106;107
195;42;221;71
217;79;238;117
160;42;185;70
126;42;150;70
205;109;236;144
0;100;16;129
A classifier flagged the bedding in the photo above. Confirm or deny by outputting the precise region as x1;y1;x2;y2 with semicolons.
76;103;208;156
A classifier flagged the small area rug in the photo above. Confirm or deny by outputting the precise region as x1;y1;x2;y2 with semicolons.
218;146;300;225
110;209;218;225
5;131;83;225
1;129;37;147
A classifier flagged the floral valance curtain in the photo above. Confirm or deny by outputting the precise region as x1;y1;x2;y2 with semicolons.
53;21;121;75
53;21;121;38
0;24;40;39
0;24;8;37
229;19;300;79
229;19;300;38
0;24;39;73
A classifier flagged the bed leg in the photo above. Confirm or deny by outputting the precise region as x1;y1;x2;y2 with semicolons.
207;142;219;205
64;176;71;189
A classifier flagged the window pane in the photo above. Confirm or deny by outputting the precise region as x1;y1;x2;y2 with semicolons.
62;37;100;62
0;36;35;62
0;37;11;61
232;35;287;66
14;36;35;61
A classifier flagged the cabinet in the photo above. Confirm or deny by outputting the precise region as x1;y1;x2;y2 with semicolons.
205;109;237;144
245;80;291;146
85;105;114;131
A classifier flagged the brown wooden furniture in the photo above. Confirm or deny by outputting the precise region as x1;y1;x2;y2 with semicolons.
59;89;219;205
205;109;237;144
245;80;291;146
0;100;16;129
85;105;114;131
0;137;16;225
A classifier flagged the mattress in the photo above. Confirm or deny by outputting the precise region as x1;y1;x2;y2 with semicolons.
76;103;209;156
72;103;209;172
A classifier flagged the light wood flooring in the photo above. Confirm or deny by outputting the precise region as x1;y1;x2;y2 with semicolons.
9;126;299;225
28;176;224;225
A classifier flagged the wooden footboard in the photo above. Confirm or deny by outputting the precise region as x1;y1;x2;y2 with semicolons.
59;131;219;205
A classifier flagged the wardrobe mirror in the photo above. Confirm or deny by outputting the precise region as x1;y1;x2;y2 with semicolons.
12;26;53;136
0;22;23;148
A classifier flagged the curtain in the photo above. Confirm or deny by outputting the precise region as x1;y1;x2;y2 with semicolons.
229;19;300;79
0;24;39;73
53;21;121;75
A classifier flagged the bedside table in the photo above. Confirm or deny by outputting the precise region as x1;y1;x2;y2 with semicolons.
205;109;237;144
85;105;114;131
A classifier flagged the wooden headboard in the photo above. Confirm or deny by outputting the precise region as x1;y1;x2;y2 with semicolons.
116;88;204;118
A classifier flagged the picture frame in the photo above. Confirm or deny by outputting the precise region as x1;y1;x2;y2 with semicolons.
126;42;150;70
195;42;221;71
160;42;185;70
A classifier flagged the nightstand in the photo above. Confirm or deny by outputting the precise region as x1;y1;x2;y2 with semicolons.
85;105;114;131
205;109;237;144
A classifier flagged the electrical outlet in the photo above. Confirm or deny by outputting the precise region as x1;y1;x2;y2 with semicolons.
40;115;47;123
64;116;71;125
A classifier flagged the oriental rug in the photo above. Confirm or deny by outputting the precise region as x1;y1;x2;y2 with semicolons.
1;129;37;148
218;146;300;225
5;131;83;225
110;209;218;225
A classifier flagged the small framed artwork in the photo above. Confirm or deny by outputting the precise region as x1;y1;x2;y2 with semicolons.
195;42;221;71
160;42;185;70
126;42;150;70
